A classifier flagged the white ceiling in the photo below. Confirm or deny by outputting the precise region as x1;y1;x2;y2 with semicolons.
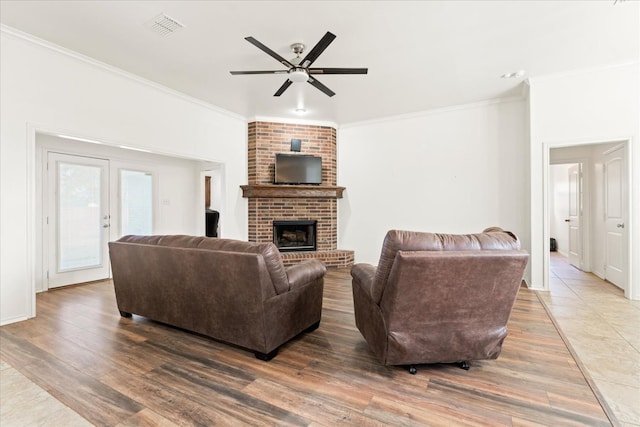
1;1;638;125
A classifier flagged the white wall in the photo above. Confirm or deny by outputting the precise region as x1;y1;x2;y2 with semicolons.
0;28;248;325
337;98;529;279
529;62;639;299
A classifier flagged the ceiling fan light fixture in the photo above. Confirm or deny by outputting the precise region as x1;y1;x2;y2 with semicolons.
288;68;309;83
231;32;367;97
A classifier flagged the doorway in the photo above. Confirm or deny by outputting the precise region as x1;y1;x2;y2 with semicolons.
547;141;629;295
549;163;581;264
202;165;224;237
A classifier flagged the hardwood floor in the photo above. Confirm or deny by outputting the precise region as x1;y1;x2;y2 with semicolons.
1;268;612;426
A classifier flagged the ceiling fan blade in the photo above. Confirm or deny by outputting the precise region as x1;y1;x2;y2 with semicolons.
274;80;293;97
307;76;335;97
300;31;336;68
230;70;289;75
308;68;368;75
245;36;294;68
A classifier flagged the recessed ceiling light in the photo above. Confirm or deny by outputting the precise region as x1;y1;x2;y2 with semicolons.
501;70;526;79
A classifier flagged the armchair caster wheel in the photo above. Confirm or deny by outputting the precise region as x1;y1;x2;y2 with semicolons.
459;361;470;370
408;365;417;375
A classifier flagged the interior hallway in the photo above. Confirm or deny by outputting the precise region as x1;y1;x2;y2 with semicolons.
539;252;640;426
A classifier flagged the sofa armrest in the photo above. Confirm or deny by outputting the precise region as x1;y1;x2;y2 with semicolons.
286;260;327;290
351;263;377;300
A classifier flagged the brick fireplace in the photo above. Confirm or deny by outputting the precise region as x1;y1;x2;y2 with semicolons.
242;121;354;267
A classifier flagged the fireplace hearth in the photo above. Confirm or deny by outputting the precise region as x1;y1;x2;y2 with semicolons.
273;220;317;252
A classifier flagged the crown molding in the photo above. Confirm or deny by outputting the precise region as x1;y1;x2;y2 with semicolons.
250;115;337;129
339;95;526;130
527;61;640;85
1;24;246;122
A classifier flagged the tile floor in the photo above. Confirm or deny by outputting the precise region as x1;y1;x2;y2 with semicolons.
0;359;91;426
539;252;640;426
1;257;639;426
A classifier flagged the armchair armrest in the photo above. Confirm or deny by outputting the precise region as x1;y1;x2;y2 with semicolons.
351;263;377;300
286;260;326;290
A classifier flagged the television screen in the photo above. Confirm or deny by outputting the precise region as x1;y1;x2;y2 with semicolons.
275;154;322;185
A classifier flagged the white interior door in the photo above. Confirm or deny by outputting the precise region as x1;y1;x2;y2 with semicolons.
567;164;582;269
604;146;627;289
47;152;110;288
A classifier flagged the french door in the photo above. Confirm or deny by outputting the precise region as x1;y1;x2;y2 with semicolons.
47;152;111;288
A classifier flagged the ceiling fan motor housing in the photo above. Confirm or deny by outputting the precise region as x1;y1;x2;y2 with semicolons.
291;43;305;56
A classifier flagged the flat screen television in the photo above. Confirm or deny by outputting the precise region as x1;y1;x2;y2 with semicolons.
274;154;322;185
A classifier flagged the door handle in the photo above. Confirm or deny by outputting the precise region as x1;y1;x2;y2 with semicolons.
617;223;625;229
564;219;570;222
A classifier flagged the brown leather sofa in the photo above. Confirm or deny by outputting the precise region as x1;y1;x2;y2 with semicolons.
109;235;326;360
351;227;529;373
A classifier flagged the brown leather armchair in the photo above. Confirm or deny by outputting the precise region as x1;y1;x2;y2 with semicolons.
351;227;529;373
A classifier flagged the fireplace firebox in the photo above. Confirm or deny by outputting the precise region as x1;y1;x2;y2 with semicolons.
273;220;317;252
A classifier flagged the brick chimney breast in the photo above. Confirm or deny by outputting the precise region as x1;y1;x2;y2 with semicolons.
245;122;352;267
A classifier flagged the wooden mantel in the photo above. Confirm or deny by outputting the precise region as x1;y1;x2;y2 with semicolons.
241;184;345;199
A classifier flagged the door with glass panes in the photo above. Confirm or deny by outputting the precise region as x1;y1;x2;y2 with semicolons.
47;153;110;288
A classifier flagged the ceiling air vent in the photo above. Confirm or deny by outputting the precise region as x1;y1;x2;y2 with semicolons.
145;13;185;37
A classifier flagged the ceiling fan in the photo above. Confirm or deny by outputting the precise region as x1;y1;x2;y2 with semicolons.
230;31;368;97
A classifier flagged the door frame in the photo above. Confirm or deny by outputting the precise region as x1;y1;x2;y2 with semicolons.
201;164;225;237
568;160;591;271
543;138;632;298
549;158;591;272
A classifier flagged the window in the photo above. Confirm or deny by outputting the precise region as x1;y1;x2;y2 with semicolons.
119;169;153;236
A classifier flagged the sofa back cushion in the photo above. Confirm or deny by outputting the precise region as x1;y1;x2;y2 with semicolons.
116;235;290;294
371;228;521;303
